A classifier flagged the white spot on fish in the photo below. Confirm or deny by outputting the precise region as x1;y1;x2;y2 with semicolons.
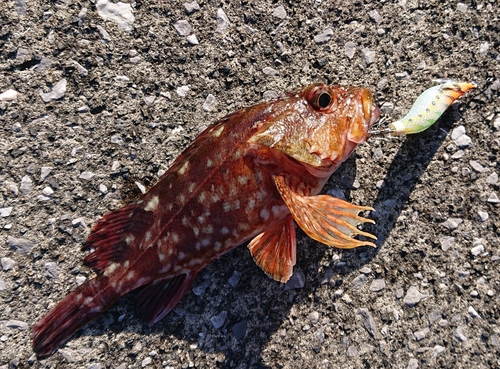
160;264;171;273
145;231;152;242
172;233;180;243
272;205;288;217
123;260;130;269
211;194;220;203
126;271;135;280
260;208;270;220
84;296;94;305
198;192;207;203
178;161;190;175
238;176;249;185
159;253;166;261
203;225;213;234
188;183;196;193
193;227;200;236
125;235;135;244
201;238;211;246
104;262;119;277
198;215;205;224
221;227;229;235
178;252;185;260
213;125;224;137
223;202;231;212
214;241;222;252
206;159;213;167
75;293;83;302
189;258;202;266
144;195;159;211
135;277;149;288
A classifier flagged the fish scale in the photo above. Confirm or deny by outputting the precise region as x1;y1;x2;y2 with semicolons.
33;83;380;356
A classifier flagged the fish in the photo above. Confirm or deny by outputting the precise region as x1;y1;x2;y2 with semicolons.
387;80;476;135
32;83;380;356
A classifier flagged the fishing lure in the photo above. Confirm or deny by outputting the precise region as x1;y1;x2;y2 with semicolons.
387;80;476;135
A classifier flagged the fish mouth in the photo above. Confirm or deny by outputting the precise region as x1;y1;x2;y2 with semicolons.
369;106;380;128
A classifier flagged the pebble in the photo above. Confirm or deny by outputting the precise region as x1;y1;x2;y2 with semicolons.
314;28;333;44
174;20;192;36
284;271;305;290
20;175;33;194
262;67;279;76
44;262;60;278
380;102;394;115
7;236;35;254
88;364;102;369
42;186;54;196
451;150;464;159
432;345;445;358
0;277;6;290
202;94;216;112
359;266;372;274
97;25;112;42
487;192;500;203
367;9;382;23
456;2;467;12
272;5;287;19
486;172;498;184
39;78;67;102
135;181;146;194
184;1;200;14
468;305;481;319
142;357;152;367
370;279;386;292
344;42;356;59
309;311;320;324
403;286;428;307
477;211;489;222
75;275;86;286
469;160;489;173
228;270;241;287
453;326;467;342
34;56;53;72
72;60;89;76
231;320;247;340
99;184;108;194
441;217;463;230
0;89;18;101
96;0;134;32
72;217;86;228
351;274;367;288
0;207;13;217
210;310;227;329
192;279;211;297
470;244;484;256
479;42;489;56
6;320;29;330
439;236;454;251
263;90;279;101
79;171;95;180
315;326;325;343
40;166;52;181
346;345;358;357
216;8;230;33
176;85;190;97
407;358;419;369
357;308;378;338
186;34;199;45
395;71;410;80
115;75;130;82
451;126;471;148
361;47;376;67
413;327;429;341
1;258;16;271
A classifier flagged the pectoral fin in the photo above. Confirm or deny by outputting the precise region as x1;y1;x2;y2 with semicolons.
248;215;296;283
273;175;376;249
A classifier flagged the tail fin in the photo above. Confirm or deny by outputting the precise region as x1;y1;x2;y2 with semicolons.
32;276;119;356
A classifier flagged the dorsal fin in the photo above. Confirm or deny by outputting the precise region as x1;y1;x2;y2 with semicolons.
82;203;154;273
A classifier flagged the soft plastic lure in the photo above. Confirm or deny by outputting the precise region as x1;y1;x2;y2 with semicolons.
387;80;476;135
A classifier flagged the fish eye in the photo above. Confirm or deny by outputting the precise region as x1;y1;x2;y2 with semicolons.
312;91;333;110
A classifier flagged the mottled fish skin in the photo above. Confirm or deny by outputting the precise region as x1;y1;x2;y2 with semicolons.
32;83;379;356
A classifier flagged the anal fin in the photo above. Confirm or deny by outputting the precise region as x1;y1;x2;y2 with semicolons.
274;175;377;249
137;273;196;325
248;215;296;283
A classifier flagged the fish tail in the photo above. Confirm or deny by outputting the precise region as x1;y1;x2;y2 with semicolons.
33;276;119;356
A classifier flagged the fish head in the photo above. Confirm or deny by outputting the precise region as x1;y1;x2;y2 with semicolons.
249;83;380;174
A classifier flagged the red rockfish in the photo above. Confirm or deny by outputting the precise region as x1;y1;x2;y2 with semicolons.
33;83;380;355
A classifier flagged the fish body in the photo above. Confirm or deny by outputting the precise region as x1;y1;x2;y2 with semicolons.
388;80;476;135
33;83;379;355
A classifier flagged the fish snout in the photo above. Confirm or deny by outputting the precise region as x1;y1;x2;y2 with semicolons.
348;88;379;143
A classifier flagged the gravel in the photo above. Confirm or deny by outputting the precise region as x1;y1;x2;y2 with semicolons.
1;0;499;368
